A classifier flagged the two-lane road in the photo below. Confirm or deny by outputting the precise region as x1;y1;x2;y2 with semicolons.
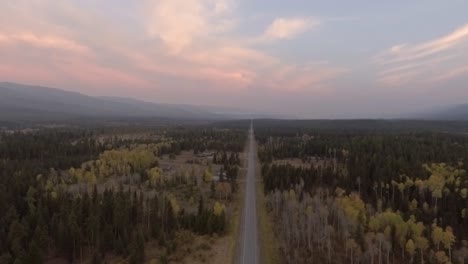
239;121;260;264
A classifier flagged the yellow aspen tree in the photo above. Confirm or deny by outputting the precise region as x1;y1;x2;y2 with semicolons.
460;188;468;199
147;167;162;187
406;239;416;263
432;225;444;251
168;195;180;215
213;202;225;216
427;173;445;210
414;236;429;264
435;251;449;263
442;226;456;261
203;169;213;182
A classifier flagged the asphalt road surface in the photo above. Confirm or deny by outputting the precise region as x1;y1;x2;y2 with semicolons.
239;121;260;264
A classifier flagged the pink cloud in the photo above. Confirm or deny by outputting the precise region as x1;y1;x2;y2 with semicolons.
0;31;150;92
127;51;255;91
61;61;151;90
264;64;347;92
0;63;63;85
0;0;345;98
145;0;235;54
0;32;89;54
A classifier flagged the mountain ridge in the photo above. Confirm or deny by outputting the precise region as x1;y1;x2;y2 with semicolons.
0;82;224;121
410;104;468;121
1;82;467;122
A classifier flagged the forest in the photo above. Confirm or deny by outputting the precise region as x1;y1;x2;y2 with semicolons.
2;119;468;264
256;121;468;264
0;126;246;263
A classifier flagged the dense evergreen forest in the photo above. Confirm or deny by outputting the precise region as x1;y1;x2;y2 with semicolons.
256;121;468;264
0;126;246;263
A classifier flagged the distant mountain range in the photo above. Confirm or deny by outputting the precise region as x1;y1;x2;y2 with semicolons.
0;82;244;123
412;104;468;121
1;82;467;123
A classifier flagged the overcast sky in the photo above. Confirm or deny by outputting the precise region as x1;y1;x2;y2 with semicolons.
1;0;468;118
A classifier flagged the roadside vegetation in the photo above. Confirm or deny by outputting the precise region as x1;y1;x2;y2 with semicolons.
257;173;281;264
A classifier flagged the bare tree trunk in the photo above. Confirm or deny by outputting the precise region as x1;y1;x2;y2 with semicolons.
379;241;382;264
387;248;390;264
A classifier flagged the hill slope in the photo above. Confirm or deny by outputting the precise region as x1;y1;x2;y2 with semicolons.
0;82;223;121
414;104;468;120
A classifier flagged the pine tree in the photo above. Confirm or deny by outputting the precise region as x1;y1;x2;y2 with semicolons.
26;241;42;264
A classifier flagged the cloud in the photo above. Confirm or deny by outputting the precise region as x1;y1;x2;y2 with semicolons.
145;0;235;54
430;65;468;82
0;0;345;101
260;17;319;42
0;38;150;92
374;24;468;86
0;32;89;54
262;63;348;92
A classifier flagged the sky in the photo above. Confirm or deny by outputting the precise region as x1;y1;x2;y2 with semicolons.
1;0;468;118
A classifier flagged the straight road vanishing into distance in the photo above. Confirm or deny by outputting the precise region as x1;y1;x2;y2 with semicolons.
239;121;260;264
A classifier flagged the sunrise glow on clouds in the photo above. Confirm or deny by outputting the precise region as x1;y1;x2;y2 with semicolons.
0;0;339;94
0;0;468;116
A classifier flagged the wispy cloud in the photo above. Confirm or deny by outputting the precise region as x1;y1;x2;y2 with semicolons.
259;17;319;42
430;65;468;82
374;24;468;86
263;63;348;92
0;32;89;54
